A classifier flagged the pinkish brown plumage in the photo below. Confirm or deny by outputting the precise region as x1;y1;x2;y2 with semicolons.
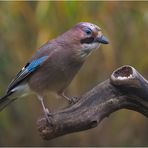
0;22;109;121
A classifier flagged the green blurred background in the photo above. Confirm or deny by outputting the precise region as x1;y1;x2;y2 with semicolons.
0;1;148;146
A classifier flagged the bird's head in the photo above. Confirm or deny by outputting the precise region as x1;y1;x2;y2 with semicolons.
61;22;109;59
73;22;109;58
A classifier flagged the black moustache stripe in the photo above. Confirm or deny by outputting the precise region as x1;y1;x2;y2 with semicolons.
80;37;94;44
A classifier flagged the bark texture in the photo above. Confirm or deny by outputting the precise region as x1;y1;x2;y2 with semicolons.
37;65;148;140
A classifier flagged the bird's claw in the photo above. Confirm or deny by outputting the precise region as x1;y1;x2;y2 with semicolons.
68;96;78;105
44;108;53;125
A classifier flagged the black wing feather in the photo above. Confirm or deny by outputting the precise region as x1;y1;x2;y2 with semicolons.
7;56;49;93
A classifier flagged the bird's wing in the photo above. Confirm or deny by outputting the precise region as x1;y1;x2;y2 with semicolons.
7;56;49;93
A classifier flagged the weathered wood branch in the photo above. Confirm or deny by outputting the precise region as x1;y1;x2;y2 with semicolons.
37;65;148;140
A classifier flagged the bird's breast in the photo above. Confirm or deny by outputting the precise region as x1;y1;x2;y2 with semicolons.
28;50;83;94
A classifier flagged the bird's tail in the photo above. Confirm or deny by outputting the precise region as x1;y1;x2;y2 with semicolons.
0;92;16;111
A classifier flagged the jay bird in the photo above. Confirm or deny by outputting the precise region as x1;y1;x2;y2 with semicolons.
0;22;109;120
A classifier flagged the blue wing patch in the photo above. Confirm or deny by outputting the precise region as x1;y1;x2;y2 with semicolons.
7;56;49;93
26;56;49;72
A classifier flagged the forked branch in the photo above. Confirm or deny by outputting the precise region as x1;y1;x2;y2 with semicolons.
37;65;148;140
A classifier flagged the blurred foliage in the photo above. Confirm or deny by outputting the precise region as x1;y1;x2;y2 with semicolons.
0;1;148;146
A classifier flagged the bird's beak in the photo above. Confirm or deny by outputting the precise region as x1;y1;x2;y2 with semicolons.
95;35;109;44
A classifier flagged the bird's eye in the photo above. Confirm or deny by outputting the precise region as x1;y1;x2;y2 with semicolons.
84;28;92;35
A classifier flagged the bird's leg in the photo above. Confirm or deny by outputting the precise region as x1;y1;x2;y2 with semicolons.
58;91;78;105
37;95;52;123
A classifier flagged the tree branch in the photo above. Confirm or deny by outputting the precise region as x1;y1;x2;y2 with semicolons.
37;65;148;140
